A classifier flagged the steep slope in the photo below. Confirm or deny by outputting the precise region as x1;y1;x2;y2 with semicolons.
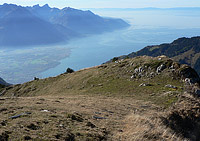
1;56;200;140
27;4;80;39
50;7;129;34
27;5;130;34
113;36;200;76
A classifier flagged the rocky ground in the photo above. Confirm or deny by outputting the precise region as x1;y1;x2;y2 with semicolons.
0;95;160;140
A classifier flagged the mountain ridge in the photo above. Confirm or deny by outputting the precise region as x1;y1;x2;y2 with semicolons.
0;3;129;47
110;36;200;76
0;77;10;86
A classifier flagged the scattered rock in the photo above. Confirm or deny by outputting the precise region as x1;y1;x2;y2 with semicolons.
64;132;75;141
86;122;96;128
93;116;107;120
156;64;166;73
138;67;143;73
94;112;101;115
0;132;9;141
98;84;103;86
67;114;83;122
27;123;39;130
179;65;200;84
165;84;177;89
51;115;58;118
43;120;49;124
41;110;50;112
9;112;31;119
134;68;138;73
55;100;61;103
157;55;167;60
76;132;81;136
55;134;62;139
24;136;31;140
138;73;143;78
184;78;192;85
0;90;6;96
39;98;45;101
130;75;136;79
140;105;151;108
194;89;200;97
150;72;155;77
0;120;7;126
0;108;7;113
169;65;175;70
139;83;152;87
59;124;63;127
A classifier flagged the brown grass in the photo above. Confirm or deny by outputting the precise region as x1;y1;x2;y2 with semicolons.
114;113;185;141
0;56;195;140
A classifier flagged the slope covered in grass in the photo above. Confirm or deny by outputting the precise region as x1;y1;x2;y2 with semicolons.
0;56;200;140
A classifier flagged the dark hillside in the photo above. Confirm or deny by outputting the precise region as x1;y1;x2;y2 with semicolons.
112;36;200;76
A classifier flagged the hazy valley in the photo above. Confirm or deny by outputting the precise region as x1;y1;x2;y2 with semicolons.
1;6;200;84
0;4;129;47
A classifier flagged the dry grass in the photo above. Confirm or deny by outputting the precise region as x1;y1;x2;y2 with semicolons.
0;95;158;140
114;113;185;141
2;56;184;107
0;94;188;140
0;56;197;140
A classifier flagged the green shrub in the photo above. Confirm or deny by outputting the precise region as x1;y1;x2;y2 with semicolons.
66;68;74;74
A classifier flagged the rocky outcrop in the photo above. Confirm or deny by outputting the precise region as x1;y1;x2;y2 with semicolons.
109;36;200;76
179;64;200;84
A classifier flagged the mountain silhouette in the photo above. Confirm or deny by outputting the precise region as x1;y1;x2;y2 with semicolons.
0;4;129;47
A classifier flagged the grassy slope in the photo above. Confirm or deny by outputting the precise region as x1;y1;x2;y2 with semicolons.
3;56;185;107
0;56;199;140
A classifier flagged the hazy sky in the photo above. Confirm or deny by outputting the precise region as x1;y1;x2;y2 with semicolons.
0;0;200;9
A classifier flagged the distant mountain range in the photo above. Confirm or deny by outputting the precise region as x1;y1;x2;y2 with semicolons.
0;4;129;47
87;7;200;11
113;36;200;76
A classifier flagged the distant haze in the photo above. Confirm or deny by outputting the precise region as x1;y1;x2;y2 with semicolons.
0;0;200;9
0;4;129;47
0;4;200;84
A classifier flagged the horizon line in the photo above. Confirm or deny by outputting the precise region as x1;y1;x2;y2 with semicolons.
1;3;200;10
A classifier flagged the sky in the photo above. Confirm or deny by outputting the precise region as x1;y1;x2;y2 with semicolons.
0;0;200;9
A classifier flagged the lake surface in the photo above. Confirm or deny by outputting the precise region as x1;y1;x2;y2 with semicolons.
1;9;200;84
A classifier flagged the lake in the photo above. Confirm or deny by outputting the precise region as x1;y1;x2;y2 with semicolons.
1;8;200;84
